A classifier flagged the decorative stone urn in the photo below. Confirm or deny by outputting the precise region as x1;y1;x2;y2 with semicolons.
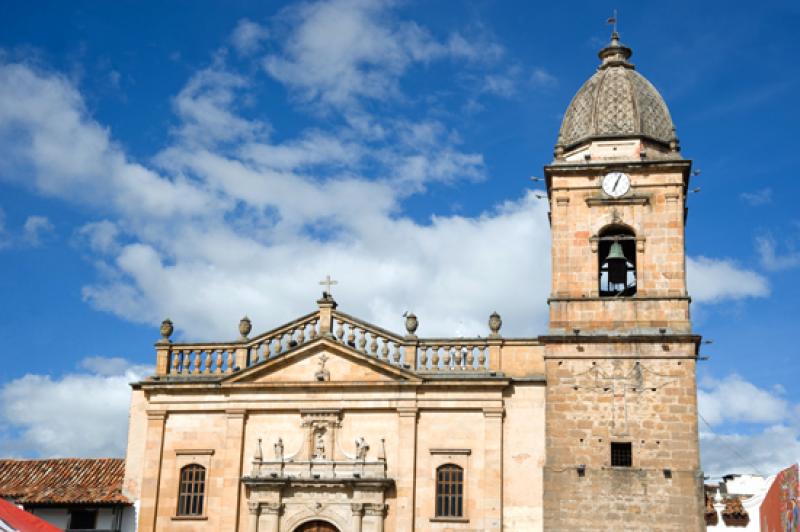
404;312;418;336
239;316;252;340
489;311;502;336
159;318;173;343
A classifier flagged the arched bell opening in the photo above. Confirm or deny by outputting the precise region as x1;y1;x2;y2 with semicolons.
598;225;637;297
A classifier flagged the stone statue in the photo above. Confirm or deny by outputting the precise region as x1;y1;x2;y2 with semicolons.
273;437;284;461
355;437;369;461
314;430;326;460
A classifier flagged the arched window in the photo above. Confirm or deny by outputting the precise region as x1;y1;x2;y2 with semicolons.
177;464;206;516
598;225;637;297
436;464;464;518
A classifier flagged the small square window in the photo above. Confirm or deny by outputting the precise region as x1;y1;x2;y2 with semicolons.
610;442;632;467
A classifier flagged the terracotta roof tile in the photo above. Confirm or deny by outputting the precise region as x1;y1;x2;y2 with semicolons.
0;458;130;505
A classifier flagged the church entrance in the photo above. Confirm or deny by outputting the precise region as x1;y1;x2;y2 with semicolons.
294;520;339;532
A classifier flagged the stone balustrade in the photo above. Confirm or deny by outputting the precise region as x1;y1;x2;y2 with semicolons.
245;312;320;368
153;303;503;377
414;340;491;371
331;311;408;368
166;344;239;375
250;459;388;481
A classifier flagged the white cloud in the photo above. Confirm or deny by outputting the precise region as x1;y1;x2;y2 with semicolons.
230;18;269;55
0;357;150;457
686;256;769;302
757;235;800;272
698;374;800;478
530;67;557;88
698;374;787;426
21;215;54;246
740;187;772;206
701;425;800;479
263;0;503;108
75;220;120;254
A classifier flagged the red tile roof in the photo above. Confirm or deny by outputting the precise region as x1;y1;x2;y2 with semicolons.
0;498;61;531
0;458;130;505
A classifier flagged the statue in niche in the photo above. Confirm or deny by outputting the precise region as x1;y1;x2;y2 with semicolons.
313;429;326;460
355;437;369;461
274;437;284;461
315;354;330;382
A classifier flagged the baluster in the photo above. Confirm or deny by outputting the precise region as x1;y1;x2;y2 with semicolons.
215;350;223;373
286;329;296;348
431;346;440;369
442;346;451;370
226;349;234;372
296;324;306;345
310;319;319;340
172;351;180;374
455;345;463;369
347;325;356;347
192;351;202;374
369;333;378;356
357;328;367;352
201;351;210;374
466;346;475;370
335;320;344;342
381;340;390;362
182;350;192;374
478;346;487;369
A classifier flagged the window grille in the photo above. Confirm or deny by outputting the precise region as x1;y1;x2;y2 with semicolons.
436;464;464;517
610;442;632;467
177;464;206;516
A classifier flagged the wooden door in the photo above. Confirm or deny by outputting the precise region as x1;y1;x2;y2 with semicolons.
294;520;339;532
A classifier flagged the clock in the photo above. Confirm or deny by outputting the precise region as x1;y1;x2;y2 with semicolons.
601;171;630;198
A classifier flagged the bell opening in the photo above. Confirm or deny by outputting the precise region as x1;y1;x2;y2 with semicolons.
598;226;637;297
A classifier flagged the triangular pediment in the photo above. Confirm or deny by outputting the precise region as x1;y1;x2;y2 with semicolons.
224;337;421;385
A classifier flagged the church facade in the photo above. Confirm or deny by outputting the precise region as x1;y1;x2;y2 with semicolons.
123;32;706;531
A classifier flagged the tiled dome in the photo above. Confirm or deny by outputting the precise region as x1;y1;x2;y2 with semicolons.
556;33;678;151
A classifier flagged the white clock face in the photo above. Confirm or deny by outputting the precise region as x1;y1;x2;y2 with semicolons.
602;172;630;198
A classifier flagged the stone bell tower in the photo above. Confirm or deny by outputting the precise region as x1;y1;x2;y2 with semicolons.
540;32;705;530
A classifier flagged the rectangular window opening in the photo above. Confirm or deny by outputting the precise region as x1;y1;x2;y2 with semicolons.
68;509;97;529
610;442;632;467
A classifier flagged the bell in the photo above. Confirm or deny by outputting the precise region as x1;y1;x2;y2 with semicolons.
605;241;628;284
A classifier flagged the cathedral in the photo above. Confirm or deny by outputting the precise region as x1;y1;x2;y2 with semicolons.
123;31;706;531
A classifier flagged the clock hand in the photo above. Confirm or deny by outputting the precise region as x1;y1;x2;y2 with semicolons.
613;174;622;192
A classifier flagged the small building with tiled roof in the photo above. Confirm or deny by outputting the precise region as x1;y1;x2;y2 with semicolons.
0;458;134;532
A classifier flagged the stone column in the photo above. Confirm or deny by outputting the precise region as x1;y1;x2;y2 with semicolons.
351;503;364;532
247;502;261;532
396;407;417;531
137;410;167;532
482;407;504;531
258;503;282;532
365;504;387;532
220;409;247;531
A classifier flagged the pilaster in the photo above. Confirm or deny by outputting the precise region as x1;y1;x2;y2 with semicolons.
220;409;247;531
396;407;418;531
482;407;504;531
137;410;167;532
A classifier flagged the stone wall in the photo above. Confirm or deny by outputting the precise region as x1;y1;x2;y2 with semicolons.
542;340;705;531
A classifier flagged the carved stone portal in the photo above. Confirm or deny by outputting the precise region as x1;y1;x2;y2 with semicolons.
243;410;392;532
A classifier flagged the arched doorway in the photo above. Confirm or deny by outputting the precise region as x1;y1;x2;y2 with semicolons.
294;520;340;532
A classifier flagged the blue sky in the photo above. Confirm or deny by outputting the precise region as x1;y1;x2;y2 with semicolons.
0;0;798;477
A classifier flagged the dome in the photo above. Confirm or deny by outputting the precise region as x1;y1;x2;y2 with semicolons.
556;33;678;152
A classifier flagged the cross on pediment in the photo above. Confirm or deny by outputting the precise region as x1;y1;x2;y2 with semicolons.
319;274;338;296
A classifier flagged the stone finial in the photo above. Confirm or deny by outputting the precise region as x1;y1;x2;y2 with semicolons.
158;318;173;344
488;311;502;336
404;312;418;337
239;316;252;341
